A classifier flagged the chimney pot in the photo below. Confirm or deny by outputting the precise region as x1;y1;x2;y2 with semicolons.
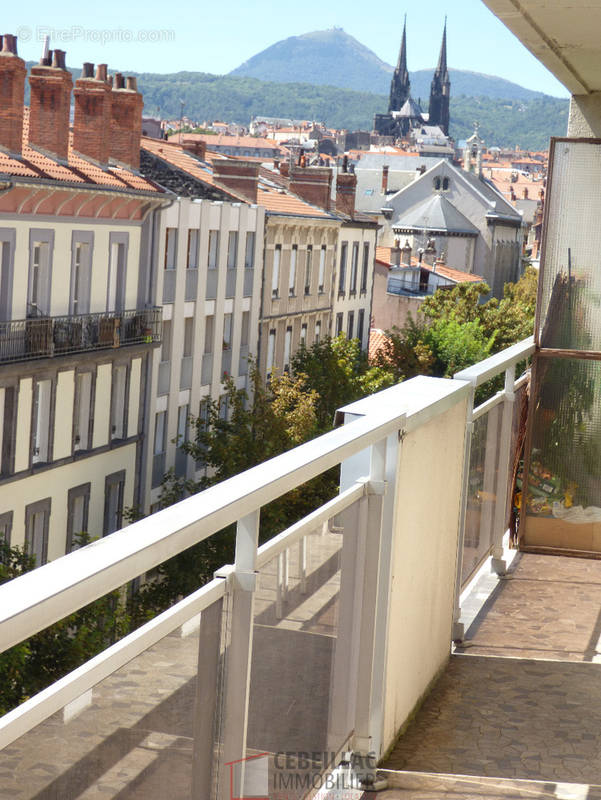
114;72;125;89
382;164;389;194
82;62;94;78
126;76;137;91
95;63;108;82
40;49;52;66
52;49;66;70
2;34;18;55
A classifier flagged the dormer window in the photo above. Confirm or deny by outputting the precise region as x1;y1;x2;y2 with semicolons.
442;177;450;191
433;177;442;191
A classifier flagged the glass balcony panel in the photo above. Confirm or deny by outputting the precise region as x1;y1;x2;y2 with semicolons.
238;345;249;376
243;268;254;297
462;403;503;586
201;354;213;386
206;271;218;301
221;349;232;378
225;269;237;299
157;361;171;396
246;513;359;788
185;269;198;302
523;357;601;551
152;451;166;489
180;356;193;390
162;270;176;305
0;598;226;800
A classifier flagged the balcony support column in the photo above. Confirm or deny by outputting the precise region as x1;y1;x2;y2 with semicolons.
217;509;260;800
568;93;601;137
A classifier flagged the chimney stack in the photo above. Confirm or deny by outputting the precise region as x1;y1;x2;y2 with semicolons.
212;159;260;203
72;62;112;165
0;34;27;157
523;187;529;199
28;48;73;162
381;164;389;194
336;171;357;217
423;238;437;267
289;165;332;211
401;239;412;266
181;138;207;160
110;73;143;169
390;238;401;266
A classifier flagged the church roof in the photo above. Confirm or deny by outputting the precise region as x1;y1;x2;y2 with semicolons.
398;97;423;119
393;193;480;235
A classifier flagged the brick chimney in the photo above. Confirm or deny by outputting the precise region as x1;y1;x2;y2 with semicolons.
212;159;259;203
401;239;412;266
110;74;143;169
0;35;26;157
289;166;332;211
28;49;72;162
181;138;207;161
72;63;112;165
381;165;389;194
336;171;357;218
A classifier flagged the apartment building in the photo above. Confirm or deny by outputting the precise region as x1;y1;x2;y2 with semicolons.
0;41;165;562
144;196;265;508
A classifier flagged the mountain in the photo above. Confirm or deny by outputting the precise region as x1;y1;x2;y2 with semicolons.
229;28;554;101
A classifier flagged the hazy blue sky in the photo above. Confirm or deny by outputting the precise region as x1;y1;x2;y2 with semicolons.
4;0;569;97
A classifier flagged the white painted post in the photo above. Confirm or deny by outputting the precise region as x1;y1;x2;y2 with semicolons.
452;381;475;642
299;536;308;594
353;438;387;756
491;364;516;575
218;509;260;800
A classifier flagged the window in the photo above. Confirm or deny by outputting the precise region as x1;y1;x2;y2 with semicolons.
0;511;13;545
70;236;92;315
219;394;228;421
208;230;219;269
28;240;51;315
107;234;127;313
267;328;276;372
284;326;292;371
289;245;297;296
104;470;125;536
161;320;172;362
187;229;199;269
347;311;354;339
350;243;359;294
300;323;307;346
272;245;281;298
338;242;348;294
335;312;343;337
177;403;189;451
223;313;233;350
25;498;51;566
442;177;450;191
154;410;166;456
361;243;370;294
204;316;214;354
357;308;365;349
111;365;127;440
244;232;255;268
315;321;321;344
164;228;177;269
240;311;250;347
304;246;313;295
195;399;209;469
73;372;92;452
227;231;238;269
0;230;15;323
67;483;90;551
318;245;326;293
183;317;194;357
0;386;16;476
32;379;52;464
433;177;442;191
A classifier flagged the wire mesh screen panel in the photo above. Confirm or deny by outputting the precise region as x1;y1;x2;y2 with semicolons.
523;357;601;552
0;598;226;800
246;512;359;797
462;403;503;586
538;140;601;351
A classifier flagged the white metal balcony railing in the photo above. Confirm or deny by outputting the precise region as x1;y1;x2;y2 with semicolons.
0;337;534;799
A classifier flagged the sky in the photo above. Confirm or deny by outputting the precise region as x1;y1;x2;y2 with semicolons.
4;0;569;98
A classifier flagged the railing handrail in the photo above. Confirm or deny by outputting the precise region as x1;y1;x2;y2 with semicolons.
453;336;534;386
0;375;468;655
0;306;161;328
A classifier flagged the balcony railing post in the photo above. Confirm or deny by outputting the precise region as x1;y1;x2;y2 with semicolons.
491;364;516;575
218;509;260;800
452;380;475;642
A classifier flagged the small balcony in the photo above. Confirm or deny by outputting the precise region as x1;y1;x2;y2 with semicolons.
0;307;162;365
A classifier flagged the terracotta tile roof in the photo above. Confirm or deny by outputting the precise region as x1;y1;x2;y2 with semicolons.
170;132;281;151
368;328;389;363
257;184;333;218
376;246;483;283
0;109;162;193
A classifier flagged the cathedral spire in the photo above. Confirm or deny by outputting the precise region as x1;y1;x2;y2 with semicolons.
428;19;451;135
435;17;448;77
388;15;411;112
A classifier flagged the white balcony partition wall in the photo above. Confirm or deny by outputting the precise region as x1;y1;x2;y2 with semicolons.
0;341;533;798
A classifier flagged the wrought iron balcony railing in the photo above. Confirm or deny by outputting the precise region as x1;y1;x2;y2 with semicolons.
0;308;162;365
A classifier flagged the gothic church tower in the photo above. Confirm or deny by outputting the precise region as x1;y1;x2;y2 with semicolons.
428;20;451;135
388;17;411;112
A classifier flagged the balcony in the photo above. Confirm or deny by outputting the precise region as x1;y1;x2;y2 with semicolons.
0;336;547;799
0;308;162;365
